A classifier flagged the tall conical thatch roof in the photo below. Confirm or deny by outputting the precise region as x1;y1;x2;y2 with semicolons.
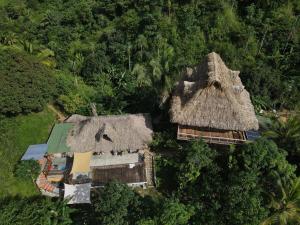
65;114;153;153
170;52;259;131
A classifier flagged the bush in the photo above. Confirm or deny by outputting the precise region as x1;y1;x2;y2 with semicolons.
0;196;74;225
0;48;57;115
14;160;40;181
55;71;96;115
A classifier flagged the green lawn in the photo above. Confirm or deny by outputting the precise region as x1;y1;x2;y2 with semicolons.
0;0;8;7
0;109;56;197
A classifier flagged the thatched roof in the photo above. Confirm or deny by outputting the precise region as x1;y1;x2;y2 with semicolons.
170;52;259;131
65;114;153;153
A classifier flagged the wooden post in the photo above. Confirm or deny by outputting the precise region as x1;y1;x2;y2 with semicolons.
90;103;98;116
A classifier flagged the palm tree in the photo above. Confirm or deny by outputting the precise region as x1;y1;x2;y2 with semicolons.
69;53;84;76
131;63;151;87
0;32;17;46
20;40;33;54
263;116;300;157
149;39;175;107
37;48;56;68
252;95;269;113
135;34;148;61
261;177;300;225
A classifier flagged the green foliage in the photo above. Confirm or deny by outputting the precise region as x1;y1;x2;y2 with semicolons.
92;182;141;225
161;138;297;225
261;176;300;225
0;48;57;115
178;140;217;190
0;109;55;197
55;71;96;115
1;0;298;112
0;1;299;224
0;196;74;225
158;198;194;225
37;48;56;68
224;171;268;225
238;138;296;183
263;116;300;165
136;219;157;225
150;132;180;152
14;160;40;181
221;138;297;225
136;196;195;225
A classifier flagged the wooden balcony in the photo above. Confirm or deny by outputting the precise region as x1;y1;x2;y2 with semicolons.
177;125;247;145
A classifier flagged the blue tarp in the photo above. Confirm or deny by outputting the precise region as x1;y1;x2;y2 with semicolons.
21;144;48;160
245;130;261;141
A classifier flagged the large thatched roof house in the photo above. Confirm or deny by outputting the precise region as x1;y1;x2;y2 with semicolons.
23;114;155;199
65;114;153;153
170;52;259;145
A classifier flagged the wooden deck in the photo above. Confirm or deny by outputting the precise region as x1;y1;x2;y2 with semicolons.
144;150;155;187
91;163;147;186
177;125;247;145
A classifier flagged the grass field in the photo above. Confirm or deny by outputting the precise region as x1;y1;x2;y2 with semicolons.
0;0;8;7
0;109;56;197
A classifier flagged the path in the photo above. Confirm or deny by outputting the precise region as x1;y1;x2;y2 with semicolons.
47;104;66;122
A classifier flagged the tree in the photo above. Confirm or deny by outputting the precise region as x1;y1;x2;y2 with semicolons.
136;198;194;225
92;182;141;225
261;176;300;225
224;171;268;225
0;196;74;225
238;138;296;183
55;71;96;115
182;138;297;225
137;219;157;225
149;39;176;106
158;198;194;225
132;63;151;87
177;140;217;190
135;34;148;61
14;160;40;182
263;116;300;163
0;48;57;115
223;138;298;225
36;48;57;68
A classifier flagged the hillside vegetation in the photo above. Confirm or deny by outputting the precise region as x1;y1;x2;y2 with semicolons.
0;1;299;225
0;0;299;115
0;109;56;196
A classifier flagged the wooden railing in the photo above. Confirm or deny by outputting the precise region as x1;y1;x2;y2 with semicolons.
178;132;247;145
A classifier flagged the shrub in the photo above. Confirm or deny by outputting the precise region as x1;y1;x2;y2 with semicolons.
0;48;57;115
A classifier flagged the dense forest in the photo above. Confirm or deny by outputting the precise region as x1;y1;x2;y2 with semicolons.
0;0;299;225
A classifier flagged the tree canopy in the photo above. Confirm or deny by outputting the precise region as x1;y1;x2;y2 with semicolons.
0;0;299;115
0;0;299;225
0;48;57;115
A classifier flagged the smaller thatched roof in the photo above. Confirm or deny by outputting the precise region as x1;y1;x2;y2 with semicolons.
65;114;153;153
170;52;259;131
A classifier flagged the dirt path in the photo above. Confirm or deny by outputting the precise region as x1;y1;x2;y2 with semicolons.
47;104;66;122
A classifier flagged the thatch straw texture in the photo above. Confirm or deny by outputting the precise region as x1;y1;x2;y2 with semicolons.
65;114;153;153
170;52;259;131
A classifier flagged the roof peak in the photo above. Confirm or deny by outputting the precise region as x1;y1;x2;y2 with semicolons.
170;52;258;131
207;52;221;85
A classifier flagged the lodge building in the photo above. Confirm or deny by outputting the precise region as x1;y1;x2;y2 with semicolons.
170;52;259;145
22;114;154;203
21;52;260;203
